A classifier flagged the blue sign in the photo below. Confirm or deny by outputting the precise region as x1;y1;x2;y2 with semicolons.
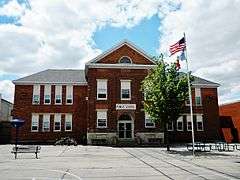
10;119;25;128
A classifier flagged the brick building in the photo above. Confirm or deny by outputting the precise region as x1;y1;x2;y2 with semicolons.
0;94;13;144
12;40;221;145
219;101;240;142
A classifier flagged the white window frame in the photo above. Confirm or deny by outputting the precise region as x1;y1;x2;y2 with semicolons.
145;113;155;128
196;114;204;131
177;116;184;131
32;85;40;105
42;114;50;132
120;80;131;100
54;114;61;132
31;114;39;132
44;85;51;104
65;114;72;131
167;121;174;131
195;88;202;106
118;56;132;64
187;115;192;131
55;85;62;104
97;79;107;100
66;85;73;105
96;110;107;128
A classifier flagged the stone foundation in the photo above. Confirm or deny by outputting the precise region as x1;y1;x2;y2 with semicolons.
87;133;117;145
135;132;164;144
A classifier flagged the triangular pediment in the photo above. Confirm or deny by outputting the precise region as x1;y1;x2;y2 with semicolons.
86;40;155;65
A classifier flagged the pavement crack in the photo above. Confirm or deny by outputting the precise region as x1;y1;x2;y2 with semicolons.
60;168;70;180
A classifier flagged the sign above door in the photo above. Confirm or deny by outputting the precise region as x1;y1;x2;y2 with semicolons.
116;104;136;110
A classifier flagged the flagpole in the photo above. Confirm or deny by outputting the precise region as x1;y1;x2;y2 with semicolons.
184;32;195;156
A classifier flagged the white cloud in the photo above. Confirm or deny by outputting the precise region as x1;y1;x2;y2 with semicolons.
1;0;239;104
0;80;14;102
159;0;240;103
0;0;180;102
0;0;26;17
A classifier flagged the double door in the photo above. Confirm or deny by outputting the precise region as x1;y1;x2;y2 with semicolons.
118;122;132;139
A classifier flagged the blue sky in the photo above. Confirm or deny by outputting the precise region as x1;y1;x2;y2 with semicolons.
94;15;161;57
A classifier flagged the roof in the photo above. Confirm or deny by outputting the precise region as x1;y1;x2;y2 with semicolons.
86;39;156;65
192;75;220;87
13;69;87;85
220;100;240;106
1;98;13;105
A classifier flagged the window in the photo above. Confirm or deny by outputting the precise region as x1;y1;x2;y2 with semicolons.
185;99;190;106
145;113;155;128
55;85;62;104
119;56;132;64
187;115;192;131
97;79;107;100
31;114;39;132
54;114;61;131
167;121;174;131
121;80;131;100
196;114;204;131
177;116;183;131
65;114;72;131
66;85;73;104
195;88;202;106
97;110;107;128
44;85;51;104
32;85;40;104
42;114;50;132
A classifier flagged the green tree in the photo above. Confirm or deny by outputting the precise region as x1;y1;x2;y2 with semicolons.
141;56;190;151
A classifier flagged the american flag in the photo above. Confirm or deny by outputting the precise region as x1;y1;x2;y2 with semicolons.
169;37;186;56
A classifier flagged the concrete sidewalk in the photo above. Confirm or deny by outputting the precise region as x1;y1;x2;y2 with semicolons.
0;145;239;179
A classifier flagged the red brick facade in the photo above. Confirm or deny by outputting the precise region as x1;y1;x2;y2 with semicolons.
12;41;221;144
219;102;240;142
12;85;88;143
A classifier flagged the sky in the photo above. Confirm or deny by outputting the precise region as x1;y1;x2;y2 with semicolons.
0;0;239;104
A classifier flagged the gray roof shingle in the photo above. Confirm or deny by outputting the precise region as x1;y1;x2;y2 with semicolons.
13;69;219;87
13;69;87;84
192;75;220;86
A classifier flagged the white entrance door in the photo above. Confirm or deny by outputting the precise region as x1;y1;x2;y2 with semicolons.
118;122;132;139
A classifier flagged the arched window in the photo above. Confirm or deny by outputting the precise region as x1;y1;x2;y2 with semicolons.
118;114;132;121
119;56;132;64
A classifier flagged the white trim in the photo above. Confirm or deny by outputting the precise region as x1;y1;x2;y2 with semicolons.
196;114;204;131
54;113;61;132
118;56;133;64
55;85;62;105
96;79;108;100
66;85;73;105
86;40;156;65
192;83;220;87
13;81;87;85
32;85;40;105
65;114;72;131
186;115;192;131
118;121;134;139
96;110;107;128
121;80;131;100
177;116;184;131
144;113;155;128
167;121;174;131
31;114;39;132
86;63;156;69
42;114;50;132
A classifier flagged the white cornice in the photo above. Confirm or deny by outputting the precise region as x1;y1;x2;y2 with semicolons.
12;81;88;86
86;63;156;69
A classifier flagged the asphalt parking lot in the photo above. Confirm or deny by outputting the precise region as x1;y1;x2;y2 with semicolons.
0;145;240;180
